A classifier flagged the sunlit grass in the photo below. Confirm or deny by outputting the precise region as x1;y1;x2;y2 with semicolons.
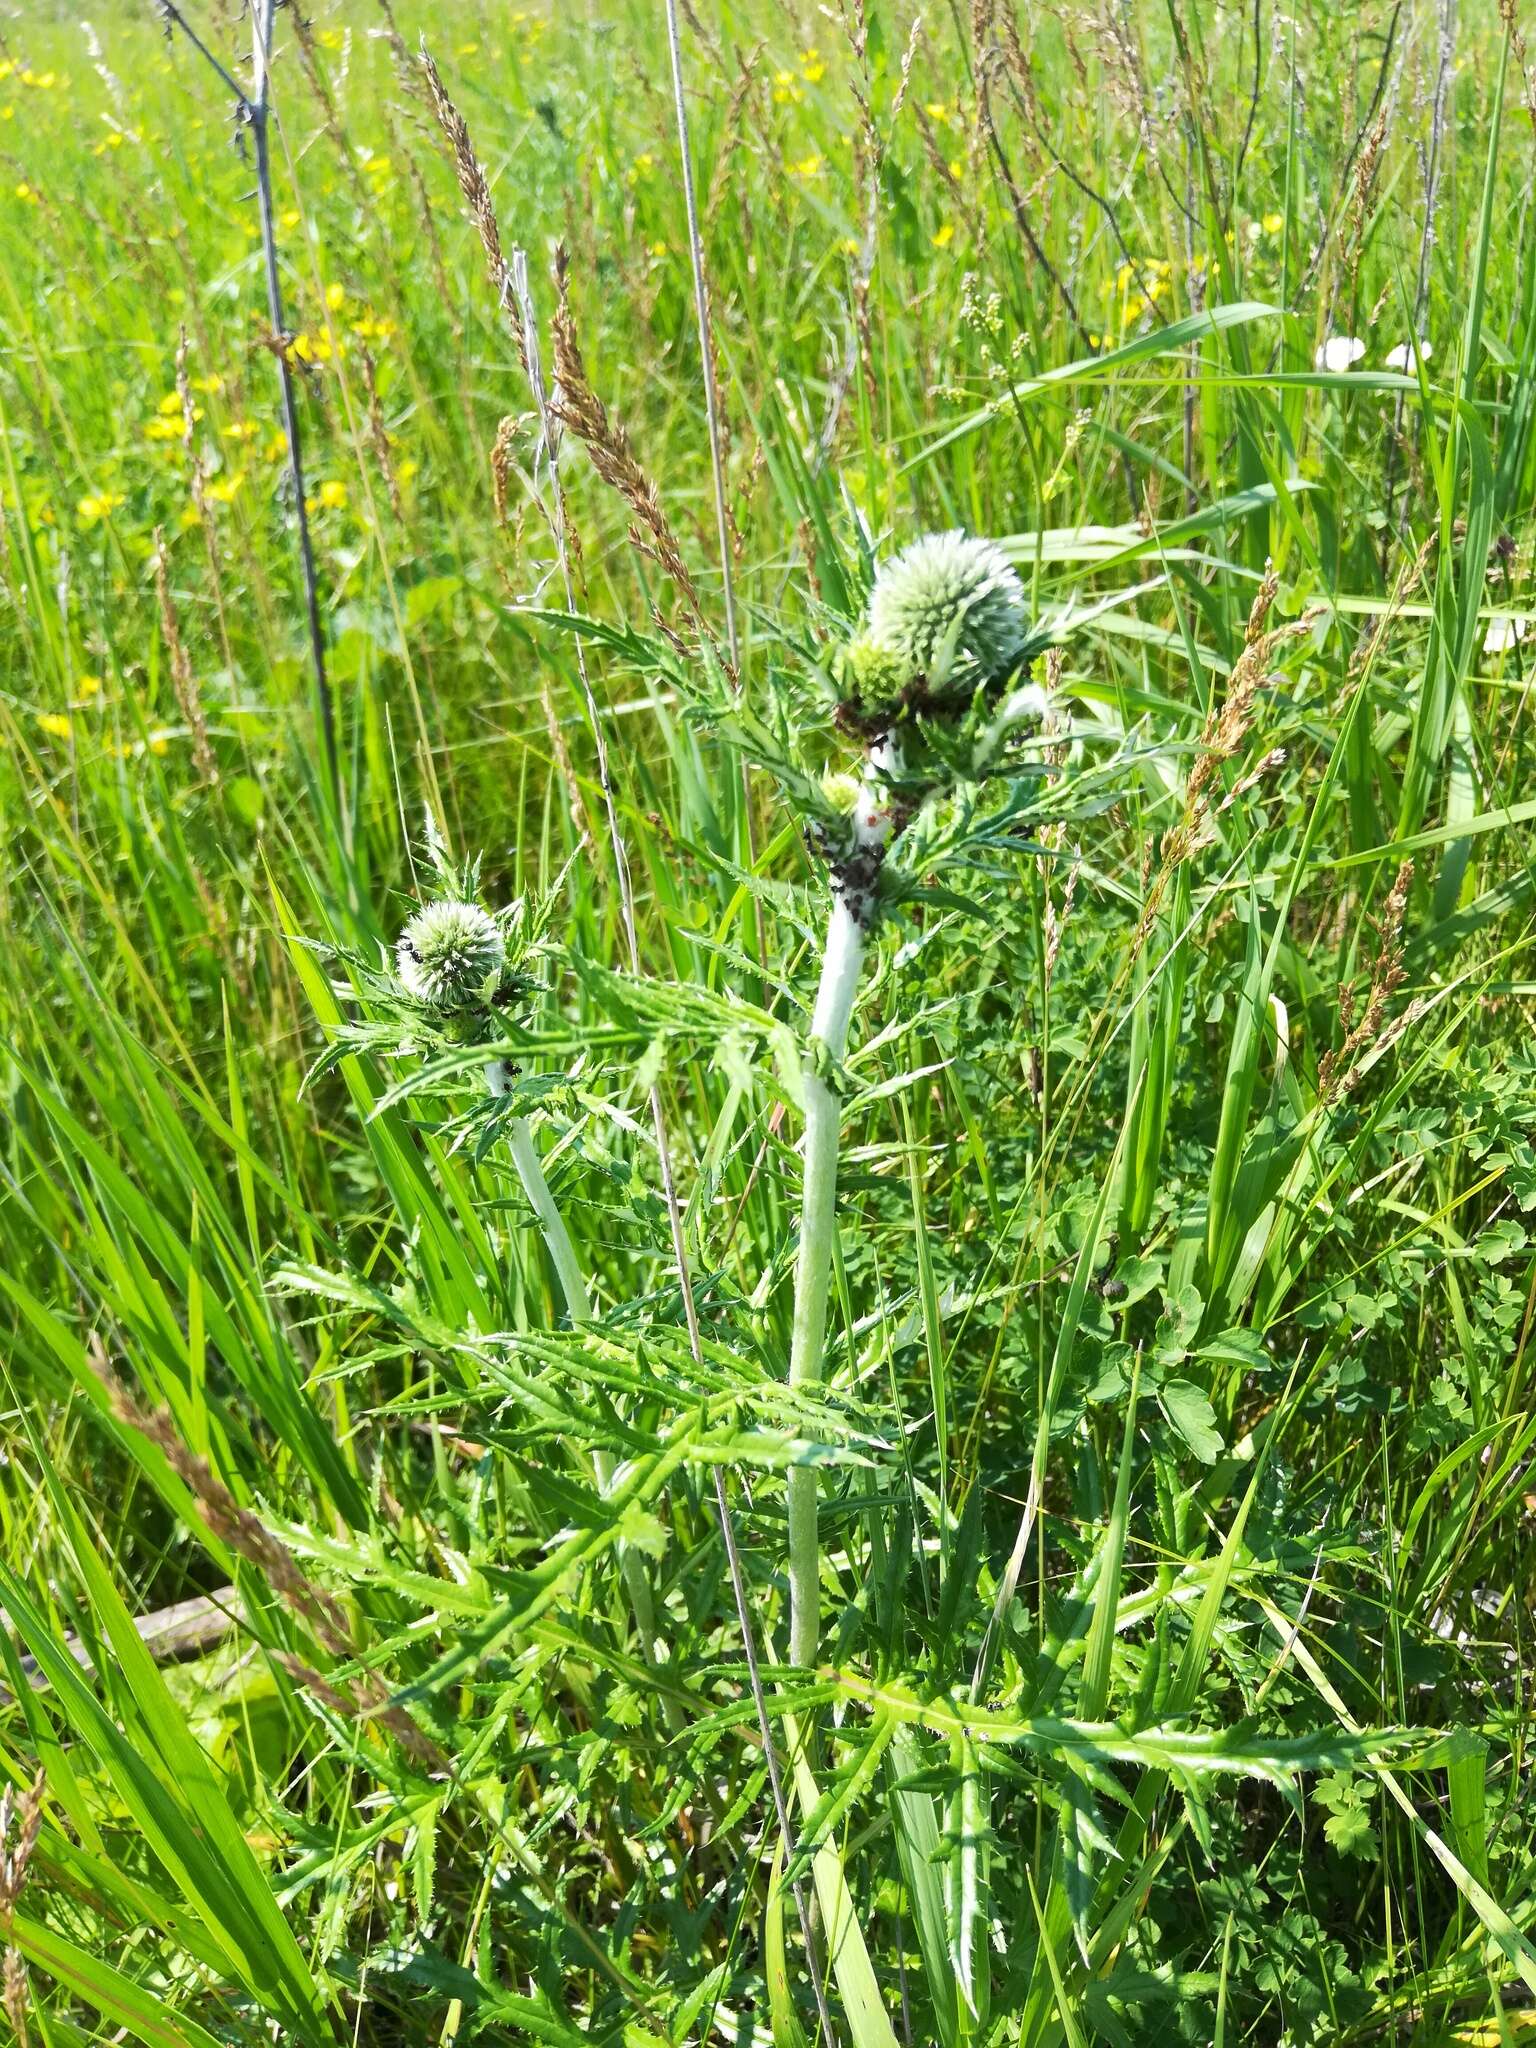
1;1;1534;2043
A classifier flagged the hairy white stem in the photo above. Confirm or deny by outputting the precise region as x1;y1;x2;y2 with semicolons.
497;1078;657;1646
787;893;868;1670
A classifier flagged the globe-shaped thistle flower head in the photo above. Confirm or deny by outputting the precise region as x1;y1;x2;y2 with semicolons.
396;899;504;1009
866;530;1028;681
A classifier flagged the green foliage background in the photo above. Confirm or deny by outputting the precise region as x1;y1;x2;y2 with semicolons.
0;1;1534;2043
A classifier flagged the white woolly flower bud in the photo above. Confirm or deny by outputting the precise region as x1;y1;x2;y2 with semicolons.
396;899;504;1008
867;530;1028;681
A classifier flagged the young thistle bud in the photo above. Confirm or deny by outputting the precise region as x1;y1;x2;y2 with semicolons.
396;899;505;1009
833;631;917;713
866;529;1028;681
820;767;864;816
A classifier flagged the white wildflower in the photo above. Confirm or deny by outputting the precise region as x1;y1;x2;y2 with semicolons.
1315;335;1366;373
1383;339;1433;371
1483;615;1529;656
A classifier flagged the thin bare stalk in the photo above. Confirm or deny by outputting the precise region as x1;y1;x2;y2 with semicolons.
661;2;767;973
663;0;737;671
153;0;339;816
1383;0;1454;549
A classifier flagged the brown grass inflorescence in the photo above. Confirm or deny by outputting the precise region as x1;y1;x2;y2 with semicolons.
0;1767;44;2048
90;1344;443;1771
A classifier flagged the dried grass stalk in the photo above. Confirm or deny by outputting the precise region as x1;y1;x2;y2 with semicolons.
1319;859;1415;1100
152;527;217;787
548;250;703;620
0;1767;44;2048
91;1346;444;1770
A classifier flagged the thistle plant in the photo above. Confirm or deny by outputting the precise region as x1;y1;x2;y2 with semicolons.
785;529;1055;1669
387;883;599;1333
866;529;1030;678
315;822;658;1645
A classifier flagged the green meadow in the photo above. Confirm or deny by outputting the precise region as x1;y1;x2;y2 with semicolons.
1;0;1535;2041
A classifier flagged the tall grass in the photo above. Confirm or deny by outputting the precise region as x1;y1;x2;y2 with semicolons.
1;0;1535;2043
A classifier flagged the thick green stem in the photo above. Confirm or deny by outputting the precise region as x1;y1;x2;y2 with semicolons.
502;1095;657;1647
787;893;868;1670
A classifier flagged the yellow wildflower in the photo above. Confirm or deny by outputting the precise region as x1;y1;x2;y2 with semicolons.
325;281;347;311
36;712;72;739
350;312;396;343
932;222;955;249
76;490;124;525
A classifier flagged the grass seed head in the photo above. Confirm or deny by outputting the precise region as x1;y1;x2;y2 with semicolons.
548;250;703;620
